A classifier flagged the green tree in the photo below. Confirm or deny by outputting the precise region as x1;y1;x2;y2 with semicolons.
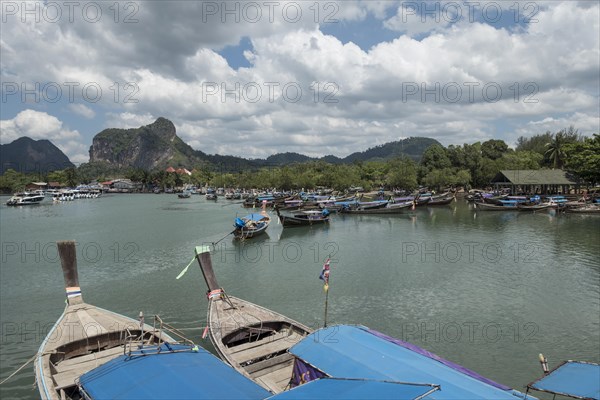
454;169;472;189
563;134;600;185
47;170;67;184
446;145;465;168
545;127;581;169
516;132;553;155
423;168;455;191
499;151;543;170
386;158;417;190
0;169;30;192
462;143;483;187
64;168;78;187
545;132;566;169
481;139;509;160
420;144;451;171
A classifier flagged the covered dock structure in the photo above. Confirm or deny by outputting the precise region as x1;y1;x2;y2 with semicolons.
491;170;580;195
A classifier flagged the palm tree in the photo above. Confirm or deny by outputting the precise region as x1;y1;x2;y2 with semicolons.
545;132;567;169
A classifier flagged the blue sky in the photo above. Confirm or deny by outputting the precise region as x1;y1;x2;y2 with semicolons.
1;1;599;163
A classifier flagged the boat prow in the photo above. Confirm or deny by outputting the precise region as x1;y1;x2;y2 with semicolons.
193;246;312;393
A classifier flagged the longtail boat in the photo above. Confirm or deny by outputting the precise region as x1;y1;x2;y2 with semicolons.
193;246;312;393
275;208;330;227
565;205;600;214
426;195;455;206
234;202;271;239
516;203;553;212
35;241;170;400
341;201;412;214
474;202;519;211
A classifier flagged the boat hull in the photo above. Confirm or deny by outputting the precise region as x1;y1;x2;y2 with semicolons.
279;215;329;227
342;202;412;214
565;206;600;214
474;202;518;211
234;221;269;238
6;194;45;206
427;196;454;206
516;204;553;212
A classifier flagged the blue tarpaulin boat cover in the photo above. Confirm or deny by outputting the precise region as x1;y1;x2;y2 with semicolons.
243;213;268;222
78;344;271;399
289;325;530;400
528;361;599;399
270;378;439;399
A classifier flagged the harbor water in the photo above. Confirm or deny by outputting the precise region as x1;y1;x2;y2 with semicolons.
0;194;598;398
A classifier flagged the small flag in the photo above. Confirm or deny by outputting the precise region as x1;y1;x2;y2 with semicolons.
319;258;330;292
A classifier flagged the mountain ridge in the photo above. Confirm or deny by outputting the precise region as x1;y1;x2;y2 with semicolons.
0;137;74;174
4;117;442;173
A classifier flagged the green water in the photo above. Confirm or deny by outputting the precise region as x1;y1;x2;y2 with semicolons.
0;195;598;398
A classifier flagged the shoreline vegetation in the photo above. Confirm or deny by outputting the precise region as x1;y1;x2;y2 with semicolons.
1;129;598;194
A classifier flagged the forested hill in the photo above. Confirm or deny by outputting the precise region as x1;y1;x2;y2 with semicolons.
0;137;74;174
262;138;441;166
341;137;441;163
86;117;440;170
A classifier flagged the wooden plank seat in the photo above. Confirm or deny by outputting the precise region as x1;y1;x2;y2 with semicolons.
230;331;302;365
229;330;295;354
52;347;126;390
245;353;295;377
54;346;125;373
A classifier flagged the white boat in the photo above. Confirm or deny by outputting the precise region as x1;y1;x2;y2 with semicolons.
6;191;46;206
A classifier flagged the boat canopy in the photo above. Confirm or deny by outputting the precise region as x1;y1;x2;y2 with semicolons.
270;377;439;399
78;344;271;400
243;213;268;222
526;361;599;400
289;325;530;400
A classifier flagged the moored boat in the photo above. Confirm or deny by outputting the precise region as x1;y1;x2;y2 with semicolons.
6;191;46;206
564;204;600;214
275;208;330;227
234;203;271;239
516;203;553;212
35;241;170;400
426;194;455;206
341;201;412;214
474;201;519;211
206;188;217;201
192;246;312;393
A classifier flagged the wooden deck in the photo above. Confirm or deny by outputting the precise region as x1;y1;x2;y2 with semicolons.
52;346;125;389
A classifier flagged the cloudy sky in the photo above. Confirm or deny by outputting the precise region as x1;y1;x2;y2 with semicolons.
1;0;598;163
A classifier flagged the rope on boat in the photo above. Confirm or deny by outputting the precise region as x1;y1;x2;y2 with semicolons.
0;351;53;385
175;256;196;280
